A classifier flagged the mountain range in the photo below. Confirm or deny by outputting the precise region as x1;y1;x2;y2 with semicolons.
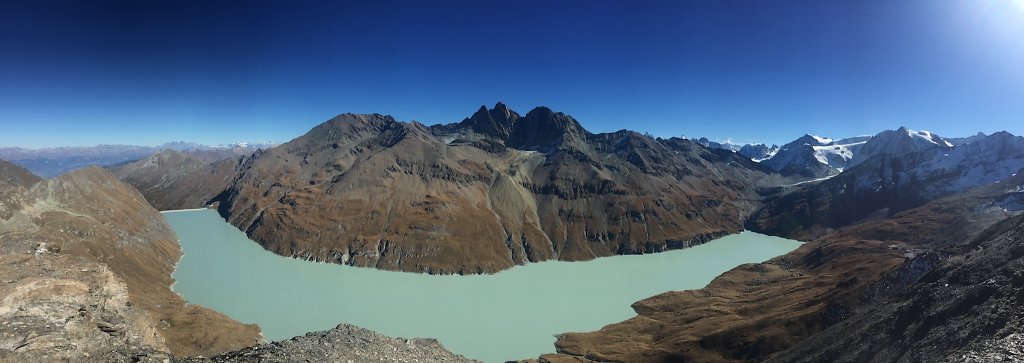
0;141;276;178
114;103;773;274
111;105;1020;273
2;102;1023;362
700;127;967;179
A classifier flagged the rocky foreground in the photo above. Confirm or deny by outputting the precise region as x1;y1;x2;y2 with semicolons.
0;160;261;359
188;324;476;363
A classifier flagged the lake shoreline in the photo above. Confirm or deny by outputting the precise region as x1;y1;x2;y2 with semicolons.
166;209;802;363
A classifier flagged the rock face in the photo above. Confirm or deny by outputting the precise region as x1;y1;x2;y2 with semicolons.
737;143;778;161
117;104;769;274
0;253;167;362
530;170;1024;362
750;130;1024;240
0;164;262;359
189;324;477;363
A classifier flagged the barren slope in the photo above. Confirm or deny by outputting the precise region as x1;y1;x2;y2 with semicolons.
0;166;261;357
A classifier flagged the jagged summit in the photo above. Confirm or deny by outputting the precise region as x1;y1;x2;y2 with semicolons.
490;101;517;122
509;106;588;150
760;133;846;178
438;103;590;151
461;102;520;139
790;134;832;146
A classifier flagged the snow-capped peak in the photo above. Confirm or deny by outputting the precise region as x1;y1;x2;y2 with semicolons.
903;128;954;148
760;133;870;178
847;127;953;168
810;135;833;145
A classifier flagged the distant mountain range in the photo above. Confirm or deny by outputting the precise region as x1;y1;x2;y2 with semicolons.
751;129;1024;239
694;127;993;179
0;141;277;178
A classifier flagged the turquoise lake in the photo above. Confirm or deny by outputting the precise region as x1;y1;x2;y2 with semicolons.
165;209;802;362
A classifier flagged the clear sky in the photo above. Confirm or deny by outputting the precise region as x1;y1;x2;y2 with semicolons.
1;0;1023;148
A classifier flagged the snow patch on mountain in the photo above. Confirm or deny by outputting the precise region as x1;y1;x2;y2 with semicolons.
905;128;953;148
759;134;872;178
810;135;833;144
848;127;953;168
810;138;869;169
845;131;1024;200
751;147;780;162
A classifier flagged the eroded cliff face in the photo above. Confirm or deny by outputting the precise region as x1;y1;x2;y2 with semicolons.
0;253;167;362
117;105;771;274
527;172;1024;362
0;162;261;358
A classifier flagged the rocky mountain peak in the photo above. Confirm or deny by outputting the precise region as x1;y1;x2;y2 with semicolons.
738;143;777;160
329;113;396;125
507;106;588;150
793;134;832;146
462;103;520;139
470;105;490;119
490;102;517;121
848;127;952;167
448;103;589;151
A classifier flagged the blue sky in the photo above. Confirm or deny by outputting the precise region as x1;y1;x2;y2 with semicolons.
1;0;1023;148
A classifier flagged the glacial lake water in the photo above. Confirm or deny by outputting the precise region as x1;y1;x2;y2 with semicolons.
165;209;802;362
